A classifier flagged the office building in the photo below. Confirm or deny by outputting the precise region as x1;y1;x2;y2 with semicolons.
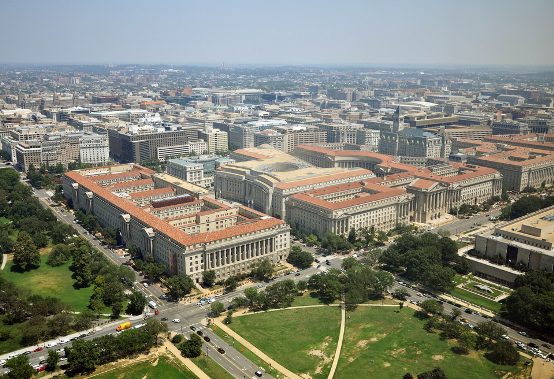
63;164;290;283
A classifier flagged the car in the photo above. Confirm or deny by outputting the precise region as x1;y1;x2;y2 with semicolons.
325;260;330;265
315;259;320;263
541;343;551;349
197;330;203;336
161;317;168;321
255;370;263;377
217;347;225;354
518;331;527;336
464;308;472;314
0;359;6;367
528;342;539;349
190;326;196;331
143;282;149;288
59;338;69;344
203;336;210;342
416;292;423;297
56;348;65;355
172;319;180;323
502;334;510;340
294;272;301;276
34;346;44;352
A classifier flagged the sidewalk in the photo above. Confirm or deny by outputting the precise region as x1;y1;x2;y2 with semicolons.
214;319;302;379
0;253;6;271
327;302;345;379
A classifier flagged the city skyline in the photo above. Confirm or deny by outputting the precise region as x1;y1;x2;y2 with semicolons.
1;0;553;67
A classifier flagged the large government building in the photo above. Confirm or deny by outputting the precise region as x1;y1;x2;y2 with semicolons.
215;145;503;237
475;206;554;273
63;164;290;283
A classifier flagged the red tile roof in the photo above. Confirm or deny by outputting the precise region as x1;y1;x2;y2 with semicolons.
64;171;286;247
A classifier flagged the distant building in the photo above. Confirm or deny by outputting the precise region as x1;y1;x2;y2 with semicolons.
167;155;234;188
198;126;228;154
253;124;326;153
491;120;530;135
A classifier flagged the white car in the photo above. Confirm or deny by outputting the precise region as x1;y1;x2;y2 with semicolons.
0;359;6;367
172;319;181;323
46;341;58;348
59;338;69;344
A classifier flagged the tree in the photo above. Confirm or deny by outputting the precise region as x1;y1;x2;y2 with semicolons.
450;308;462;320
420;300;443;316
66;339;99;374
12;232;40;271
202;270;217;287
111;301;123;319
223;311;233;325
308;271;343;304
475;321;505;350
287;248;314;269
0;229;14;254
70;244;94;288
455;331;476;355
305;234;319;247
179;333;203;358
47;244;71;266
224;276;239;292
50;222;75;244
503;271;554;333
127;290;147;316
210;301;225;316
417;367;447;379
252;258;273;281
142;262;165;282
166;274;194;300
348;228;357;244
393;288;409;301
4;355;33;379
46;350;59;372
487;341;519;365
296;280;307;292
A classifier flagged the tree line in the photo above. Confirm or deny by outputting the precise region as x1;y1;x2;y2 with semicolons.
380;232;469;292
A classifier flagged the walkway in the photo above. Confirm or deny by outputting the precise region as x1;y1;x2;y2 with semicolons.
163;339;210;379
327;301;346;379
0;253;6;271
214;319;302;379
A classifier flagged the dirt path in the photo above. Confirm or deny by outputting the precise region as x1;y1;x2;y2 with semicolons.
163;339;210;379
1;253;6;271
531;358;554;379
214;318;302;379
327;302;346;379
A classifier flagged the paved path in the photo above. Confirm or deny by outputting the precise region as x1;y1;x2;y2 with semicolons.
163;339;210;379
214;319;302;379
0;253;6;271
327;302;346;379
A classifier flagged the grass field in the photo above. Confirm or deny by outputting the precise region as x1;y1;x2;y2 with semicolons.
89;354;197;379
290;292;327;307
1;254;95;312
191;354;234;379
449;287;503;313
335;307;526;379
229;307;341;379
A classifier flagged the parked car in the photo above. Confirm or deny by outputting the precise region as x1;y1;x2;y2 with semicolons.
33;346;44;352
172;319;181;323
203;336;210;342
190;326;196;331
255;370;263;377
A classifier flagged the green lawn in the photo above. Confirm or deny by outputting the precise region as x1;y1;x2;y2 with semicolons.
335;307;526;379
1;254;94;312
0;317;26;354
90;354;197;379
291;292;327;307
191;354;234;379
211;325;283;378
229;307;341;379
449;287;503;313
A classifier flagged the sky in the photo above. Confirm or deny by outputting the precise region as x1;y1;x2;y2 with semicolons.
1;0;554;67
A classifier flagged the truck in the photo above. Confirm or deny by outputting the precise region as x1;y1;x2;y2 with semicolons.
116;322;132;332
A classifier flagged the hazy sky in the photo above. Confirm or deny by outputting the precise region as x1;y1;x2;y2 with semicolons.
2;0;553;66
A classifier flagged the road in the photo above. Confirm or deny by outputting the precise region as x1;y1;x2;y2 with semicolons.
431;208;502;236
